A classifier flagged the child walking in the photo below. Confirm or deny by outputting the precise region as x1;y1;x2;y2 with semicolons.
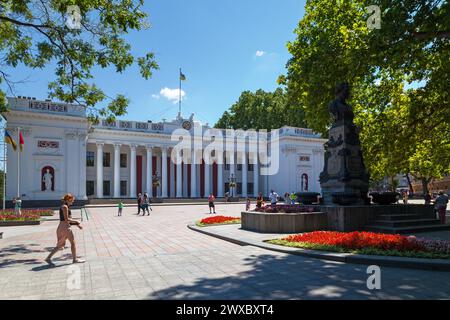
208;193;216;214
118;201;124;216
246;198;251;211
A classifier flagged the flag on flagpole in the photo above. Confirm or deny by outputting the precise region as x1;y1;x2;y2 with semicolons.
19;131;24;152
180;70;186;81
5;130;17;151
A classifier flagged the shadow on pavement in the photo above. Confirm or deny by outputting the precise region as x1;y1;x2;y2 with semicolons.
146;253;450;300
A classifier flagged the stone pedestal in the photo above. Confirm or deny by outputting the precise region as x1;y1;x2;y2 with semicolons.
320;121;369;206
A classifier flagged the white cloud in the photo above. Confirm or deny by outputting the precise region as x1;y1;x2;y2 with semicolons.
255;50;266;57
159;87;186;104
151;94;160;99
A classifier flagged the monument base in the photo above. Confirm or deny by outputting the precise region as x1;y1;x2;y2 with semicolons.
322;204;441;233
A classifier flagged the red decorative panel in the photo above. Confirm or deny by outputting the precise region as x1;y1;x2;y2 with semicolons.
167;157;171;197
213;162;218;197
200;160;205;198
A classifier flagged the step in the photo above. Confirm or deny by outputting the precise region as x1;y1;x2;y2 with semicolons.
369;219;441;228
364;223;450;234
377;214;425;221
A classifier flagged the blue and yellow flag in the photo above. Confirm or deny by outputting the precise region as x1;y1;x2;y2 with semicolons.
5;130;17;151
180;71;186;81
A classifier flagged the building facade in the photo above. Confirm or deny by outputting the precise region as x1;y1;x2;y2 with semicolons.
4;97;326;201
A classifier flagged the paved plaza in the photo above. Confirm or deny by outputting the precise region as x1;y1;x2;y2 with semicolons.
1;203;450;300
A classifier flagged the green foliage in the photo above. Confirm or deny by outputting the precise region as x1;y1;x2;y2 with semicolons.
283;0;450;190
214;88;307;130
0;0;159;120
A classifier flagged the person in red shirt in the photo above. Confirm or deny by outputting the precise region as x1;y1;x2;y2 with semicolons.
208;193;216;214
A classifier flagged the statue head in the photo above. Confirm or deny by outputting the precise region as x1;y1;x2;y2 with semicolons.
335;82;350;101
46;169;50;173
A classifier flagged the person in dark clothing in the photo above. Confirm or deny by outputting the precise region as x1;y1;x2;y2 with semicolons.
137;193;143;215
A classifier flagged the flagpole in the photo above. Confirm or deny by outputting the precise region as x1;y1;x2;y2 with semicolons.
179;68;182;116
3;132;6;210
17;127;20;198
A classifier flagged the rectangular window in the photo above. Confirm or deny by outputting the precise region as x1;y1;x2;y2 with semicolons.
248;163;254;172
248;183;254;195
225;164;230;171
103;152;111;167
103;181;110;197
120;154;127;168
237;183;242;195
86;151;95;167
237;164;242;171
86;181;95;196
120;181;127;196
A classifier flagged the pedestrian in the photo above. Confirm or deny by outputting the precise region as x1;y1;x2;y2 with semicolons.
45;193;85;265
208;193;216;214
246;198;251;211
290;192;297;205
402;190;409;205
424;192;432;205
118;200;124;216
269;190;279;208
143;192;152;215
14;197;22;216
256;192;264;209
434;191;449;225
224;191;229;203
137;193;143;215
283;192;289;205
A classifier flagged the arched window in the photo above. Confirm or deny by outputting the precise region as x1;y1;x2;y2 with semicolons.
41;166;55;191
301;173;309;192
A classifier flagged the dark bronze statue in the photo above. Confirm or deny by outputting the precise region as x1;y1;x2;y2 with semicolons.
320;82;370;205
328;82;355;124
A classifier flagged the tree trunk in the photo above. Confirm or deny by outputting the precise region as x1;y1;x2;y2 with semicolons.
405;173;414;194
421;178;431;195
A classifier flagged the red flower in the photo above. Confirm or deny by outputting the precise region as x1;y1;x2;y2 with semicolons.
283;231;425;252
200;216;240;225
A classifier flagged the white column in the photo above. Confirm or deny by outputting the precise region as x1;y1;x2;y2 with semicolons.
113;144;121;198
204;163;211;198
191;149;197;197
79;135;88;200
242;152;248;197
217;162;224;198
146;146;153;196
161;147;168;198
183;162;188;197
176;158;182;198
130;145;137;198
253;153;259;197
96;143;104;198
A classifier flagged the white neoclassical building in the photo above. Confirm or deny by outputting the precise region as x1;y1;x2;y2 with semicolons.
3;97;326;201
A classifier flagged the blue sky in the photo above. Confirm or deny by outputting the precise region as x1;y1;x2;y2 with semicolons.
6;0;306;126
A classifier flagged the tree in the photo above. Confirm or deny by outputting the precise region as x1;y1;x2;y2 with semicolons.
281;0;450;193
215;88;307;130
0;0;159;122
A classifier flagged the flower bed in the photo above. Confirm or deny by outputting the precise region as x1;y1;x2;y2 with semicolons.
0;209;54;216
254;204;319;214
267;231;450;259
196;216;241;227
0;213;41;221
